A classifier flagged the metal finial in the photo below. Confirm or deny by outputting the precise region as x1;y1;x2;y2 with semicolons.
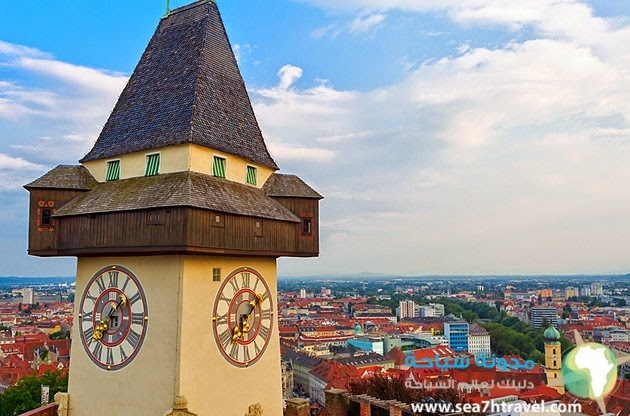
162;0;170;19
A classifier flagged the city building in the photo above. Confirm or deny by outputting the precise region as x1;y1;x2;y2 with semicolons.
467;323;491;356
591;282;604;296
22;288;34;305
281;361;294;399
428;303;445;317
531;307;558;329
444;320;469;352
564;286;579;300
397;300;416;319
348;336;384;355
580;286;592;297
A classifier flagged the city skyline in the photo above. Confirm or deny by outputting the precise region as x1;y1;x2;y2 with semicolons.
2;0;630;277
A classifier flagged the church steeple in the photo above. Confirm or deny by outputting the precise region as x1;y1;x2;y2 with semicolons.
80;0;277;170
543;325;565;394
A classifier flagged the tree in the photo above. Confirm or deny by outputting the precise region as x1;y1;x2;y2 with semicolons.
0;370;68;416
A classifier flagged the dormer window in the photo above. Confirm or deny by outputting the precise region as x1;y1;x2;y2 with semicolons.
105;160;120;181
213;156;226;178
145;153;160;176
246;165;257;185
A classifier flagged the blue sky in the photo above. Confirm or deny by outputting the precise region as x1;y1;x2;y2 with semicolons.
2;0;630;277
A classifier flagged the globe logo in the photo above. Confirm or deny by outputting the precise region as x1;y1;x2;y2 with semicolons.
562;342;617;400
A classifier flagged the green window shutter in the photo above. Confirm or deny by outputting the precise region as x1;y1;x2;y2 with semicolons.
213;156;226;178
106;160;120;181
246;166;257;185
145;154;160;176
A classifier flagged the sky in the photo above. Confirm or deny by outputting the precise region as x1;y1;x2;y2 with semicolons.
1;0;630;277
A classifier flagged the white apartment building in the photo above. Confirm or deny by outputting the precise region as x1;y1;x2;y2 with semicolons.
467;323;491;356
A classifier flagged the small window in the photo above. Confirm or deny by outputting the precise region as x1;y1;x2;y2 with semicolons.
145;154;160;176
212;268;221;282
106;160;120;181
213;156;226;178
246;165;257;185
254;220;263;237
212;214;224;228
40;208;54;227
301;217;312;236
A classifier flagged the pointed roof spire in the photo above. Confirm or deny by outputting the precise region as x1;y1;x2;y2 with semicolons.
81;0;278;170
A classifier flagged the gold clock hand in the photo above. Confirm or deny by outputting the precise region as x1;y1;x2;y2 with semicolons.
238;293;265;337
92;294;127;341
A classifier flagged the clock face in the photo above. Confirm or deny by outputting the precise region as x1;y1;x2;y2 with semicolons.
212;267;273;367
78;265;149;371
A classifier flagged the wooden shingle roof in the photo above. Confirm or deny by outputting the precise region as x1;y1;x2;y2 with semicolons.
24;165;97;190
53;170;299;222
263;174;323;199
80;0;278;170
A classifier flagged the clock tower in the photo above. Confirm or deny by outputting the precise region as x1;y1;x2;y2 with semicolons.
24;1;322;415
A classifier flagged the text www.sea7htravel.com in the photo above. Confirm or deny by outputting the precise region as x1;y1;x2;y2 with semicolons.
411;400;582;414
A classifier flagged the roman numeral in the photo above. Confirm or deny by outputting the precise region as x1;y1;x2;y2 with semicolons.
254;341;261;355
219;329;231;347
243;345;251;362
132;312;145;325
108;271;119;288
106;347;114;365
127;292;141;306
252;277;259;292
95;276;106;293
219;294;230;303
127;329;141;348
119;346;128;362
121;276;131;292
93;342;103;361
82;311;93;322
229;279;239;294
259;325;269;340
261;309;271;320
241;272;250;288
229;342;239;360
216;313;227;325
85;292;97;304
83;326;94;341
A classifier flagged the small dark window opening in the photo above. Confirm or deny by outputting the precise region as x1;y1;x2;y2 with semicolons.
212;268;221;282
40;208;53;227
301;217;312;236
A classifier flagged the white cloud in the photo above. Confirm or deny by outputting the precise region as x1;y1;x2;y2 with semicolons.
277;64;303;90
268;142;336;163
0;153;45;171
0;40;49;58
349;13;386;34
0;41;127;190
262;2;630;275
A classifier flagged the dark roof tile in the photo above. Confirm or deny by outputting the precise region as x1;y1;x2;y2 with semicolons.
263;174;323;199
80;0;277;170
54;170;299;222
24;165;97;190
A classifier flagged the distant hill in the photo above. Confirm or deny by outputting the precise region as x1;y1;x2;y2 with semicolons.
0;276;75;289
